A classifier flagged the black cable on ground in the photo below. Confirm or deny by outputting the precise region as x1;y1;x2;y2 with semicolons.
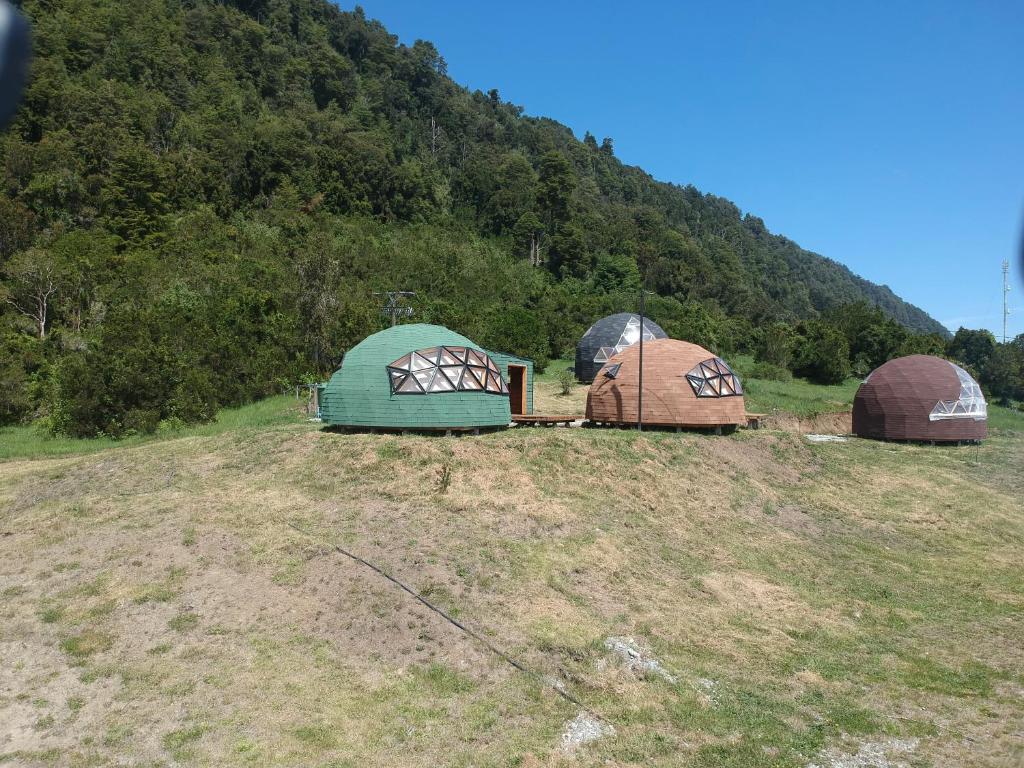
286;520;602;718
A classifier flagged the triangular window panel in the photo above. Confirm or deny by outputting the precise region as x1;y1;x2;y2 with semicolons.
410;352;434;372
685;358;743;398
604;363;622;379
428;372;455;392
594;348;609;363
929;362;987;421
397;375;423;393
386;347;509;397
441;365;464;386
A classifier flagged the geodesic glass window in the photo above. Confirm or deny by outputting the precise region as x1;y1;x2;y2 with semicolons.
386;346;509;396
929;363;987;421
592;317;660;363
603;363;621;379
685;357;743;398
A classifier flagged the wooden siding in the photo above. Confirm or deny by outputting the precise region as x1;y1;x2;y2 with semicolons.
586;339;745;427
852;355;987;442
320;324;512;429
485;350;534;415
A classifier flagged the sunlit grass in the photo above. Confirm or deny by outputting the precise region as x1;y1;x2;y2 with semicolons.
0;395;307;461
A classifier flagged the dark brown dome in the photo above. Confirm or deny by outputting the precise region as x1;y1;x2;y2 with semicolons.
586;339;746;427
852;355;987;442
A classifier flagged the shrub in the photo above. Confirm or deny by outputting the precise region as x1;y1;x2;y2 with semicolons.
557;368;575;395
745;362;792;382
792;322;851;384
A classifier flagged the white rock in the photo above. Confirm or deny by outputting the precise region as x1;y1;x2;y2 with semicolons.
560;712;614;752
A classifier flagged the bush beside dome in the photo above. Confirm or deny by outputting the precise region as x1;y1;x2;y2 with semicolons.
319;324;512;430
852;354;987;443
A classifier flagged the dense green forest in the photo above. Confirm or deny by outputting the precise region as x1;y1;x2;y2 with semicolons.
1;0;1020;436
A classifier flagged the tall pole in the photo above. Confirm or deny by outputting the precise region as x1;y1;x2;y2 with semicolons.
1003;260;1011;344
376;291;416;327
637;291;645;432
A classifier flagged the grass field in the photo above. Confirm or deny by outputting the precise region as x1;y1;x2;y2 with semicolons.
1;375;1022;767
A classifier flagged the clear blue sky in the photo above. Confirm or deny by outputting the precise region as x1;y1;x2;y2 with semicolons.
353;1;1024;339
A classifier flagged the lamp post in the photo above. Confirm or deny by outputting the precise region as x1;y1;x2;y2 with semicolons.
637;289;652;432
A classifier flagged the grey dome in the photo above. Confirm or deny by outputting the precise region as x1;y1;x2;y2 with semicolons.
574;313;668;383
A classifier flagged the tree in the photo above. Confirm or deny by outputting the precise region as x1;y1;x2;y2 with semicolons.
0;196;34;260
947;327;997;373
483;154;536;234
536;151;575;233
547;222;590;279
481;305;549;369
792;321;851;384
511;212;544;267
2;249;61;340
756;322;796;369
984;344;1022;405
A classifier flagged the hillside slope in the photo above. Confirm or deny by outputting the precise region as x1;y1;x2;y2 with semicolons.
1;394;1022;767
5;0;943;333
0;0;950;432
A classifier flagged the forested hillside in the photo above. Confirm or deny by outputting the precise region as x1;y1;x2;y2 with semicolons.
0;0;957;435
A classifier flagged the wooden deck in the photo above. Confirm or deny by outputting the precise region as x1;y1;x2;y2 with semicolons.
584;420;739;434
745;412;767;429
511;414;579;427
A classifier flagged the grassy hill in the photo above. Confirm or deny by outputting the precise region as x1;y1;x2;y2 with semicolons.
1;0;956;437
1;377;1022;767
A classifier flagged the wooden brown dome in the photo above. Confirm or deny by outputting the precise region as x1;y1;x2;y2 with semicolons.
585;339;746;428
852;355;987;442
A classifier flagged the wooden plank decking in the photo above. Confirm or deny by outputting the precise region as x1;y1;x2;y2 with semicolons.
511;414;579;427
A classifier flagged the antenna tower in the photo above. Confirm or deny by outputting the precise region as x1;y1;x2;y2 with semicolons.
1003;260;1011;343
376;291;416;327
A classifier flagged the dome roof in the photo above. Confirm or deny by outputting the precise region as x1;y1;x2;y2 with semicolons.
319;324;511;429
575;313;668;382
586;338;746;427
852;355;987;442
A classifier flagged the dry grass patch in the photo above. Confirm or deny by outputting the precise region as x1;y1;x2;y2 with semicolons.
1;406;1022;766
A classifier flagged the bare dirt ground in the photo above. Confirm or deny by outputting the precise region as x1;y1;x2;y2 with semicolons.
1;408;1022;767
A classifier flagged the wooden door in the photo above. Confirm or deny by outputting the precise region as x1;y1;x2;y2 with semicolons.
508;365;527;415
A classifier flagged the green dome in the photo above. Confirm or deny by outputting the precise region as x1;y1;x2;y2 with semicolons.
320;324;512;429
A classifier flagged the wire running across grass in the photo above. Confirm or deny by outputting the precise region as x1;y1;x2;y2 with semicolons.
286;520;606;721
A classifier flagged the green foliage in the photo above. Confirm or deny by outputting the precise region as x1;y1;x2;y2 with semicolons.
0;0;958;435
948;327;997;372
744;361;792;382
754;322;796;369
556;368;575;395
792;321;852;385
